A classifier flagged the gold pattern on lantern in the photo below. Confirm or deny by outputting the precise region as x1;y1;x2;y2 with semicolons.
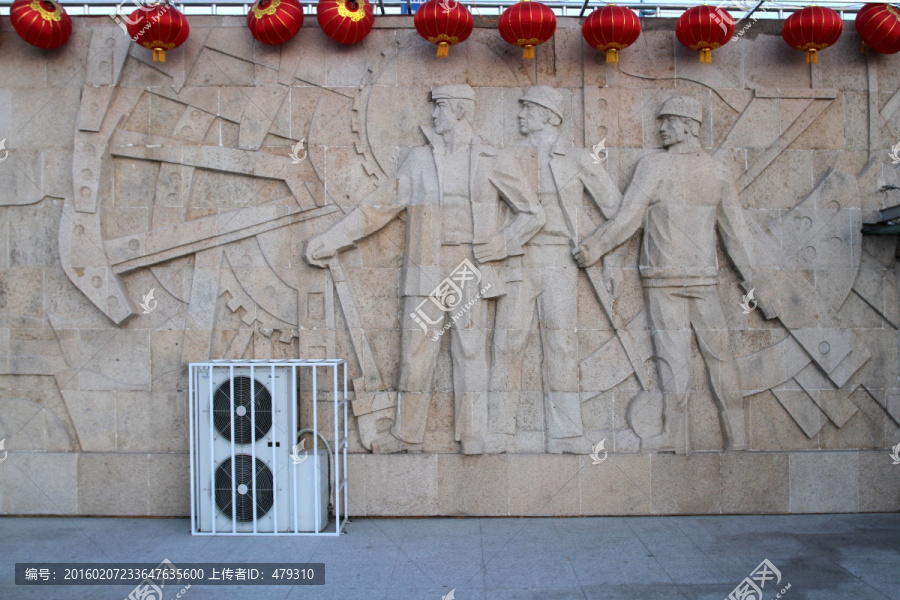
142;40;177;51
142;40;177;62
428;34;460;44
336;0;366;22
796;42;830;51
30;0;62;22
688;41;723;51
252;0;282;19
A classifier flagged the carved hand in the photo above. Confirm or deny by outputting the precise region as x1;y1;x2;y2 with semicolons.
572;239;602;268
304;235;339;268
473;233;508;263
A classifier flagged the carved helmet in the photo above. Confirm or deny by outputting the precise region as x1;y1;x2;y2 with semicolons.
431;84;476;102
657;95;703;124
519;85;564;120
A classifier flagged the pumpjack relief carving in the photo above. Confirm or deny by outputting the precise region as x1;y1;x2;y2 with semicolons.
4;22;899;463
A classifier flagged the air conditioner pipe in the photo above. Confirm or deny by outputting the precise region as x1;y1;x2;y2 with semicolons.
296;428;334;513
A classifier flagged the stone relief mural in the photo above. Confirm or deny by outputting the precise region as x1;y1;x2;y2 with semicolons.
2;19;900;495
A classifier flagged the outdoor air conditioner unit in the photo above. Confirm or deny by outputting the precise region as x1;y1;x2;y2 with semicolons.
196;365;308;533
190;360;347;536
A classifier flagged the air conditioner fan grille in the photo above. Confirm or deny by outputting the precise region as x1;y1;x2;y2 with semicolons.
213;376;273;443
214;455;275;523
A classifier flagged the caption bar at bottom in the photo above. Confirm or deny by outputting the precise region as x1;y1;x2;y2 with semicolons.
15;563;324;585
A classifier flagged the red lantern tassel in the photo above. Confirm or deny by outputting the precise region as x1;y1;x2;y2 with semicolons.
807;48;816;64
861;41;869;56
523;44;535;59
153;48;166;63
606;48;618;63
437;41;449;58
700;48;711;63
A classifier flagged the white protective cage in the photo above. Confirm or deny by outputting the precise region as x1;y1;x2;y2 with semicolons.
189;360;348;535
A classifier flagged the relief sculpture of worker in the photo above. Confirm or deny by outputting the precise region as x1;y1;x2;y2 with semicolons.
305;84;544;455
574;95;768;453
488;86;622;454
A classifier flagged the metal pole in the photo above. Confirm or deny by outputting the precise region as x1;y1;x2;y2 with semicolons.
229;364;236;534
342;360;348;532
312;365;319;534
208;364;216;534
250;364;258;534
292;364;299;534
578;0;590;18
270;363;277;533
333;362;339;534
189;365;196;533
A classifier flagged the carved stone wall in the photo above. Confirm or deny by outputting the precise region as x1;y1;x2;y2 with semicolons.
1;15;900;516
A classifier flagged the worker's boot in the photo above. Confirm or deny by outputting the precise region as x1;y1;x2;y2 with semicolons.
371;431;422;454
722;408;748;451
642;410;686;454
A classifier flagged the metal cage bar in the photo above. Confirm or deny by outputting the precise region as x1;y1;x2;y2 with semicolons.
207;364;215;534
188;365;197;534
332;363;339;532
291;365;299;534
342;361;349;531
229;364;237;534
268;363;277;533
189;360;348;536
312;364;319;534
250;363;258;534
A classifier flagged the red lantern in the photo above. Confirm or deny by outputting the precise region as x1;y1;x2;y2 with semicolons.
247;0;304;46
582;5;641;64
498;0;557;60
676;5;734;64
10;0;72;50
414;0;474;58
856;3;900;55
126;2;190;63
782;5;843;64
316;0;374;45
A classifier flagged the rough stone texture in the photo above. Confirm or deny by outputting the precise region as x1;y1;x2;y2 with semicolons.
0;15;898;516
858;449;900;512
789;451;859;513
350;454;439;516
720;452;790;514
437;454;509;516
352;450;895;517
651;454;723;515
508;454;580;516
580;453;652;515
0;452;78;515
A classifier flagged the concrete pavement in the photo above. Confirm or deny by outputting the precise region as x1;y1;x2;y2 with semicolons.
2;513;899;599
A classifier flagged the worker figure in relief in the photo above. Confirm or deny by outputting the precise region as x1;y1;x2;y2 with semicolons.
306;84;544;454
488;85;622;454
574;95;760;453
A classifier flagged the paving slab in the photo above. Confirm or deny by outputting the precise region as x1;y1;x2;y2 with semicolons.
0;514;899;599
